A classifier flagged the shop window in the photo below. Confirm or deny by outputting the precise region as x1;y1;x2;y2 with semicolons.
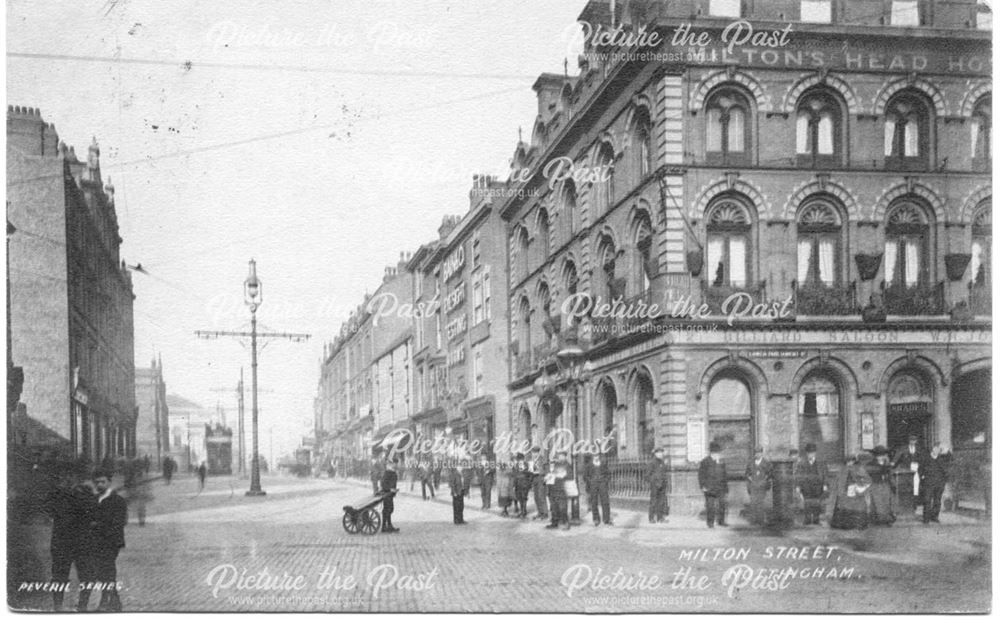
891;0;920;26
709;0;741;17
706;87;752;165
800;0;832;23
706;199;752;288
884;90;931;170
971;95;991;169
707;374;753;475
797;200;842;287
796;89;843;167
884;201;930;288
798;373;844;463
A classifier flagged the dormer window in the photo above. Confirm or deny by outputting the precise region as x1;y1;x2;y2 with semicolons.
800;0;832;23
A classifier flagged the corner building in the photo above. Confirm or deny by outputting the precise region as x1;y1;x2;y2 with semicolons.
499;0;991;513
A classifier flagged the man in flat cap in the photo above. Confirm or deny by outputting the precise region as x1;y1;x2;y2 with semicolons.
698;442;728;528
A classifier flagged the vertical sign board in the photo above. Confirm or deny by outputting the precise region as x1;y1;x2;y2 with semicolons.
861;412;875;450
687;420;705;462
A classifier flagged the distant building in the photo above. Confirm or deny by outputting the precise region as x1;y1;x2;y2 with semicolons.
166;394;215;470
134;357;169;467
7;106;136;461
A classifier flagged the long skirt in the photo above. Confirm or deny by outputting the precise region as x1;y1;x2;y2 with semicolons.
868;483;896;525
830;493;870;530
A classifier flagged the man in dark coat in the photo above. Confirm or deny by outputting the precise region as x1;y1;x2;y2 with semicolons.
646;448;669;523
45;464;95;611
584;453;612;526
545;458;571;530
448;464;467;524
162;457;174;485
698;442;728;528
476;457;494;510
745;446;773;526
85;469;127;612
512;454;532;518
920;446;949;524
370;457;384;496
794;443;828;525
379;459;399;533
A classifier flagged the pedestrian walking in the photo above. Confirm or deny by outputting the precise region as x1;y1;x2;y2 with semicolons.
528;447;549;520
584;453;612;526
513;454;532;519
82;468;127;612
646;448;669;523
477;457;494;510
418;459;435;500
794;443;828;525
380;459;400;533
45;462;95;611
920;445;949;524
448;463;466;524
496;460;514;517
745;447;773;526
369;457;383;496
196;462;207;490
432;456;443;490
698;442;728;528
867;446;896;526
123;465;151;527
545;459;570;530
162;457;174;485
830;453;872;530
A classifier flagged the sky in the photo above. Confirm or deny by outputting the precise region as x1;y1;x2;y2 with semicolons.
5;0;589;462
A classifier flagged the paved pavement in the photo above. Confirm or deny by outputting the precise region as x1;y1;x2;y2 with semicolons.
10;474;991;613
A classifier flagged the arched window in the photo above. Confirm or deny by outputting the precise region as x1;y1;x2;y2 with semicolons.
706;86;752;165
518;406;534;447
594;142;616;215
884;201;930;288
631;108;654;183
970;201;991;315
563;261;581;326
707;373;753;475
536;208;551;261
515;225;530;280
796;88;843;167
884;90;931;170
631;209;655;296
561;180;578;243
597;234;623;303
538;282;554;340
797;199;842;287
631;371;656;457
706;198;752;288
516;296;531;357
798;372;843;463
971;94;991;169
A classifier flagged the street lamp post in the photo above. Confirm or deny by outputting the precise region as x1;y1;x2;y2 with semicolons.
245;259;266;497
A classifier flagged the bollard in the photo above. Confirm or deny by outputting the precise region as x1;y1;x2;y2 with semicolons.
770;458;796;528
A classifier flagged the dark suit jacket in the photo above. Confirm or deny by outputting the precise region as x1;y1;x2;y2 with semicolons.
380;469;398;493
698;456;728;496
920;455;949;489
93;491;127;554
893;446;926;470
584;462;611;492
646;458;669;489
46;485;95;555
746;459;773;492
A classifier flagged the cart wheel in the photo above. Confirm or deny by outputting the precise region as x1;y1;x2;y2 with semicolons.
342;512;359;534
360;509;381;535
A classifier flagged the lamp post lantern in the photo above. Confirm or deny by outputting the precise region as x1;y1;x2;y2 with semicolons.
244;259;266;497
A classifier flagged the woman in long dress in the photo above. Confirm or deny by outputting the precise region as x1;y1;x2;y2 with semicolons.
830;453;873;530
867;446;896;526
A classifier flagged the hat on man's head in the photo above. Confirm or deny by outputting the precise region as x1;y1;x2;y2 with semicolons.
708;442;721;453
804;443;817;453
871;445;890;457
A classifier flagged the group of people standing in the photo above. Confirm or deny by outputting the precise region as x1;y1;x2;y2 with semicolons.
45;464;128;612
696;435;952;531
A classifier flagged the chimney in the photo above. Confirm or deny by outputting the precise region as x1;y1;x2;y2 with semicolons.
438;214;462;239
469;173;498;209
